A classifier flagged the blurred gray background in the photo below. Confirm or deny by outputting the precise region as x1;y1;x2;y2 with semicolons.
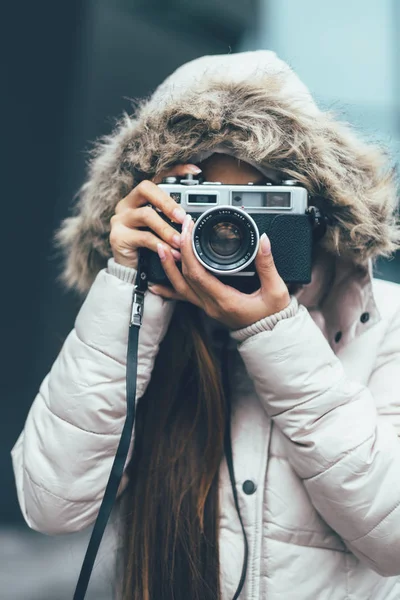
2;0;399;598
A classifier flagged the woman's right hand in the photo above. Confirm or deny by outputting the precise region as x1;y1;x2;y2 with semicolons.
110;164;201;269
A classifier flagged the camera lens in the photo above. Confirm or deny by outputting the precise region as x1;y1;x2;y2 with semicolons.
209;222;242;256
192;206;259;274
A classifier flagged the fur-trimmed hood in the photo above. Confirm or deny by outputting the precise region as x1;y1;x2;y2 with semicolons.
55;50;399;294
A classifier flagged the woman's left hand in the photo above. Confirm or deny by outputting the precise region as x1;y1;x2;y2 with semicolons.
148;214;291;330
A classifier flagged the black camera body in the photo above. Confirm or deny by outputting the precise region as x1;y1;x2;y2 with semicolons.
140;176;325;293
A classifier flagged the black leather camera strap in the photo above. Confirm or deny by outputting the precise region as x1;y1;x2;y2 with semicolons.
72;260;148;600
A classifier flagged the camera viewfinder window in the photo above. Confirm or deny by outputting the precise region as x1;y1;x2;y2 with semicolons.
231;191;291;208
265;192;291;208
188;194;218;204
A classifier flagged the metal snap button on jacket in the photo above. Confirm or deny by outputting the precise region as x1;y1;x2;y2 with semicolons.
334;331;342;343
360;312;370;323
242;480;257;495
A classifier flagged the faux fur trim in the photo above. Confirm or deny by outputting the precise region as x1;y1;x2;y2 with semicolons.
54;72;400;294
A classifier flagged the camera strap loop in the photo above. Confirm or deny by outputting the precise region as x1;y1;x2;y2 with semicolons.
307;205;329;242
73;258;148;600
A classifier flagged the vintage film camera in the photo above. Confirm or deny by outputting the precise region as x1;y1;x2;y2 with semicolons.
140;174;327;293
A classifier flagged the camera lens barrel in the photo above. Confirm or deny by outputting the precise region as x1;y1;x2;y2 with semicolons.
192;206;260;274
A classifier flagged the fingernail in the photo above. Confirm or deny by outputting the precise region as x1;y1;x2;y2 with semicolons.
180;214;192;244
172;207;186;224
171;248;181;260
172;233;181;248
187;165;202;174
260;233;271;255
183;214;192;229
157;243;167;261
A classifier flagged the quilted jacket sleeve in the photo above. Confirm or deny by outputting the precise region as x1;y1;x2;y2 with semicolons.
233;300;400;577
11;260;175;534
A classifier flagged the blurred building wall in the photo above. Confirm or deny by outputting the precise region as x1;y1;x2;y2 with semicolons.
241;0;400;282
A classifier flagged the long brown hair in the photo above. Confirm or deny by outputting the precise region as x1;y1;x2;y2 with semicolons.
118;301;226;600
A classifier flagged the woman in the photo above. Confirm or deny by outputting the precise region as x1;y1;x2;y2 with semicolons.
11;50;400;599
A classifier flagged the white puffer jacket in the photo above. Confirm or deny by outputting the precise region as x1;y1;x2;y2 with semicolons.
11;51;400;599
12;251;400;600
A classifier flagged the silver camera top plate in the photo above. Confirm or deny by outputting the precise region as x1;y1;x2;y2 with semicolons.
158;182;308;214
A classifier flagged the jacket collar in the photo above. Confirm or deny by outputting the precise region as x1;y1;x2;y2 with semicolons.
294;249;381;350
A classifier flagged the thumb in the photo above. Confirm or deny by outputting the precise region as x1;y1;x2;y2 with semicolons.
255;233;282;289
